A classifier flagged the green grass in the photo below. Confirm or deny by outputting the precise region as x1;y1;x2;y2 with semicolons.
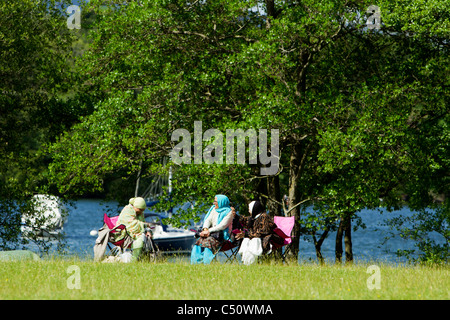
1;258;448;300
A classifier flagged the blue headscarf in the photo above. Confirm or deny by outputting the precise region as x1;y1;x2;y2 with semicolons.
204;194;232;240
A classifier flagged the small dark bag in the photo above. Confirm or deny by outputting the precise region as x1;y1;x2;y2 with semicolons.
194;227;224;242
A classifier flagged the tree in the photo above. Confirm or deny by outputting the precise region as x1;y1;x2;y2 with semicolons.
384;205;449;264
0;0;80;251
47;0;449;264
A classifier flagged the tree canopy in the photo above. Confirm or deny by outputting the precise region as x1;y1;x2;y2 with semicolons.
2;0;448;262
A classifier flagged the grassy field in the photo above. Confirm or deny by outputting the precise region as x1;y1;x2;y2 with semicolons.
0;258;448;300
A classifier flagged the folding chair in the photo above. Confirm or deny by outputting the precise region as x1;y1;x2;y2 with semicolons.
271;216;295;263
103;213;160;261
103;213;132;254
218;229;242;263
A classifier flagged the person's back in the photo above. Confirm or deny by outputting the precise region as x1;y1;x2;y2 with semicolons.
116;197;152;260
117;204;145;240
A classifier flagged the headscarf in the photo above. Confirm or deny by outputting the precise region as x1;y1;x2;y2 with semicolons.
249;200;265;218
129;197;146;210
204;194;232;240
247;200;265;230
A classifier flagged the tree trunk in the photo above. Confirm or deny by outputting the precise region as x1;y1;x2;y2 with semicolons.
313;230;329;265
344;215;353;264
287;141;302;256
335;218;344;264
266;175;281;217
265;0;276;29
335;213;353;264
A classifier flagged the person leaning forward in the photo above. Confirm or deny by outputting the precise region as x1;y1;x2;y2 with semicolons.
116;197;152;261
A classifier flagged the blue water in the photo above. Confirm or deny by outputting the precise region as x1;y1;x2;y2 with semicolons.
299;207;418;264
55;199;441;264
62;199;120;257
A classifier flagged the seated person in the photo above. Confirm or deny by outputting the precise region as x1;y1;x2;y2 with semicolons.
116;197;153;261
190;194;234;264
236;200;284;254
228;207;244;244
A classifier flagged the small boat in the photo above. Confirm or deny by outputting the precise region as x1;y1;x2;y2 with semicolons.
21;194;67;238
145;212;196;253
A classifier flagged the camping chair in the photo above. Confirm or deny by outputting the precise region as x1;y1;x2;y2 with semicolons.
218;213;247;263
103;213;132;254
103;213;159;261
218;229;242;263
271;216;295;263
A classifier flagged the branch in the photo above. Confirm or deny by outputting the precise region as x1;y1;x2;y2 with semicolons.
284;197;312;216
218;34;257;43
248;190;284;207
244;191;317;216
164;29;209;40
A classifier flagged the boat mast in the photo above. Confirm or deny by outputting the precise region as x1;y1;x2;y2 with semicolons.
135;150;143;197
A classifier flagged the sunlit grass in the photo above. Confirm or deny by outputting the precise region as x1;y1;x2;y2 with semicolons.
1;258;448;300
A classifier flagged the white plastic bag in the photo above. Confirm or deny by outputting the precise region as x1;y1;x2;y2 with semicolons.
120;251;133;263
239;238;263;265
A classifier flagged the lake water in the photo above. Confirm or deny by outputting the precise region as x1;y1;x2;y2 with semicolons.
51;199;440;264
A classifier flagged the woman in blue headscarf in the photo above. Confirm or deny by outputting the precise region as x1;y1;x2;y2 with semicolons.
190;194;234;264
